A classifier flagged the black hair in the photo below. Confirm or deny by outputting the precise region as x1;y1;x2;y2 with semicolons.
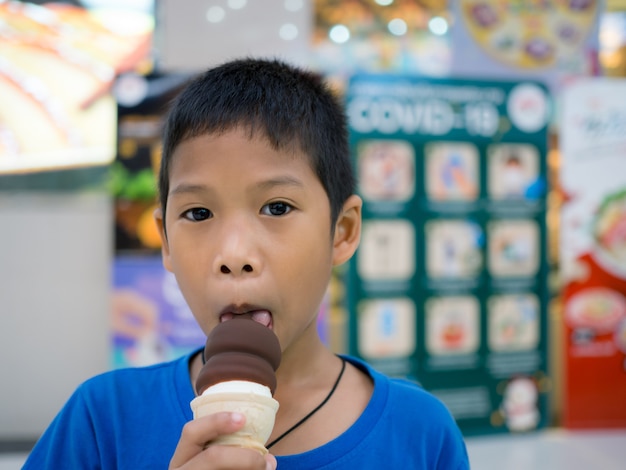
158;57;354;232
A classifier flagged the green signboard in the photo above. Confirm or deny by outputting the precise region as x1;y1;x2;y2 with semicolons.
346;73;551;436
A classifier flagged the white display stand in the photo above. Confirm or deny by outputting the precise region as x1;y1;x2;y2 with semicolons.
0;191;112;440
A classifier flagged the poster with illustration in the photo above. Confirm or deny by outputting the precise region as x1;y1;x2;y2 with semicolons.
488;144;541;200
488;219;539;277
358;220;415;282
426;296;480;356
347;73;549;435
112;255;205;368
357;298;416;359
459;0;598;70
450;0;600;95
425;142;479;202
560;78;626;428
357;139;415;202
488;294;539;352
426;219;483;279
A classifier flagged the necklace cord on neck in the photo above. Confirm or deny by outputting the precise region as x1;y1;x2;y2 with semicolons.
266;357;347;450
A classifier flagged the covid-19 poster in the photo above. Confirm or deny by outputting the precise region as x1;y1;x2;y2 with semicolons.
346;73;551;435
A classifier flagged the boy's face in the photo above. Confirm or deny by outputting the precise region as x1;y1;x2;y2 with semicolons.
155;128;361;355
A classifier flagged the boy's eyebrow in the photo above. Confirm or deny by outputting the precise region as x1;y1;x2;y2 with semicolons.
168;177;304;197
257;176;304;190
168;183;208;197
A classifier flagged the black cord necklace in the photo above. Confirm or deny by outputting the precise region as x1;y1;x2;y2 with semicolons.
266;357;347;450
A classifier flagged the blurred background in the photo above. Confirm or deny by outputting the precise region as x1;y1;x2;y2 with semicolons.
0;0;625;468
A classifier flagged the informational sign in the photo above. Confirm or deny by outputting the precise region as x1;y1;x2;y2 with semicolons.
560;78;626;429
346;73;551;435
112;255;205;368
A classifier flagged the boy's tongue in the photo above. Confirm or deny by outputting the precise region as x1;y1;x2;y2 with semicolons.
220;310;272;327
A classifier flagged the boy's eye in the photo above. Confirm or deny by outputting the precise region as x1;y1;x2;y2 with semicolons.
261;201;292;216
182;208;212;221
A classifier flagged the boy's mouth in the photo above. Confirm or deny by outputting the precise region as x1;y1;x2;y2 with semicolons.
219;307;273;328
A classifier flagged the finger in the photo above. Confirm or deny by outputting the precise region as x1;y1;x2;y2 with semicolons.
192;445;269;469
265;453;277;470
169;412;245;468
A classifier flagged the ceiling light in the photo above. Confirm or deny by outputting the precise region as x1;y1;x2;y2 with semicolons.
206;6;225;23
388;18;407;36
284;0;304;12
329;24;350;44
428;16;448;36
279;23;299;41
227;0;247;9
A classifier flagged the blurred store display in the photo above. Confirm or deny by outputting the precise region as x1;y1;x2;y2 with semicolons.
0;0;153;173
312;0;452;85
111;72;190;252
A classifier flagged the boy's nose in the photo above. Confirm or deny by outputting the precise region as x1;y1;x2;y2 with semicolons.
214;222;261;277
220;264;253;274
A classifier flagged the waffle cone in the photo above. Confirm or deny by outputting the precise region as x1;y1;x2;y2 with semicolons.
190;391;279;455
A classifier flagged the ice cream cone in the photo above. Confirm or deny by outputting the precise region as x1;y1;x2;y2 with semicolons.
190;390;279;455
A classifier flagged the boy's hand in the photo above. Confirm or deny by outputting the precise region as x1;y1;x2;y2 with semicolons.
169;412;276;469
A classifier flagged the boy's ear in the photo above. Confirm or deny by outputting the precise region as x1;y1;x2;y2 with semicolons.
332;194;362;266
153;207;173;272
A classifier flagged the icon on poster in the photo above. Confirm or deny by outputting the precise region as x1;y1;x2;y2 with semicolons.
426;296;480;355
358;220;415;281
426;219;483;279
357;139;415;202
499;377;540;432
488;144;541;200
488;219;539;277
488;294;539;352
425;141;479;202
358;298;416;359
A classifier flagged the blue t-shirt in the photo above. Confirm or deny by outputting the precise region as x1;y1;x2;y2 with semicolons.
24;353;469;469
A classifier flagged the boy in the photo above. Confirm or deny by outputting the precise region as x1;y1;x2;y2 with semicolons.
24;58;469;469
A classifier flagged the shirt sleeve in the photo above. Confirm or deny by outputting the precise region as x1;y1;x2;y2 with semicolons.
23;384;102;469
436;406;471;470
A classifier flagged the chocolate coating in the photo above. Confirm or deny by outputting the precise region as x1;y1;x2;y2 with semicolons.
196;316;281;395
